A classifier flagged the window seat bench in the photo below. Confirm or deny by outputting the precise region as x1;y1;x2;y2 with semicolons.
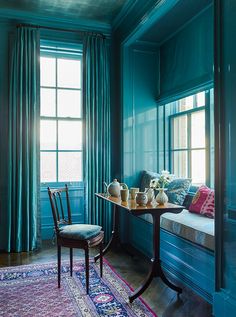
141;209;214;251
126;173;215;302
161;209;214;251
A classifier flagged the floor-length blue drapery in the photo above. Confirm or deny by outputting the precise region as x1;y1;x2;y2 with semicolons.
83;35;111;242
5;27;40;252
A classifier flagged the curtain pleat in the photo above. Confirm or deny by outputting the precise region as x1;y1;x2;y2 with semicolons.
83;35;111;242
4;27;41;252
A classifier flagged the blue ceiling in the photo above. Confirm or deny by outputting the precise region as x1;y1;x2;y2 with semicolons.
0;0;128;25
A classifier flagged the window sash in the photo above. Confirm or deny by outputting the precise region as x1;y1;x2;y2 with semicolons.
40;47;83;184
168;90;210;184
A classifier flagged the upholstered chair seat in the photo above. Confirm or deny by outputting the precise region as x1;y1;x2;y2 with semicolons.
59;224;102;240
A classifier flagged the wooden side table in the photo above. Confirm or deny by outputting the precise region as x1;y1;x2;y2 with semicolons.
94;193;184;302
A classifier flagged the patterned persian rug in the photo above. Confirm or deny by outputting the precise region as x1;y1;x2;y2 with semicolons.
0;259;157;317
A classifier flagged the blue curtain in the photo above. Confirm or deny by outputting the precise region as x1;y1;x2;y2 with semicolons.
5;27;40;252
83;35;111;242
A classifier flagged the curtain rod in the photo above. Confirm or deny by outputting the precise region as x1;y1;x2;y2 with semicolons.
17;23;106;39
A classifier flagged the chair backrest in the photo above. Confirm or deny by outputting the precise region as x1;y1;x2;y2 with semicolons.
48;184;72;233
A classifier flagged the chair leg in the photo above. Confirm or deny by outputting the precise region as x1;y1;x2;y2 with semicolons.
57;245;61;288
70;248;73;277
100;242;103;278
85;247;89;294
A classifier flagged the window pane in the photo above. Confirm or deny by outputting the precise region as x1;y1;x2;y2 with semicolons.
40;57;56;87
191;110;205;148
58;121;82;150
58;89;81;118
40;120;56;150
41;152;56;182
58;152;82;181
179;95;194;111
40;88;56;117
172;115;187;149
173;151;188;178
57;59;81;88
196;91;205;107
191;150;205;184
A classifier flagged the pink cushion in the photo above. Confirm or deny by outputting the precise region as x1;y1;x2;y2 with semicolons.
189;185;215;218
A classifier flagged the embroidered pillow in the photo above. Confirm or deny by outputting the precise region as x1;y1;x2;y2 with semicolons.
140;170;160;192
166;178;192;205
189;185;215;218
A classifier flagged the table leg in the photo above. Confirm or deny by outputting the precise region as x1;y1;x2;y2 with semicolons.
129;213;182;302
158;264;182;293
129;258;158;303
94;204;119;262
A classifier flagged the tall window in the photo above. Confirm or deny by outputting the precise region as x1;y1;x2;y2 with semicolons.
166;89;214;185
40;44;83;184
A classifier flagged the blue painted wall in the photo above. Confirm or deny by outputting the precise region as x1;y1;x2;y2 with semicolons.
122;43;159;187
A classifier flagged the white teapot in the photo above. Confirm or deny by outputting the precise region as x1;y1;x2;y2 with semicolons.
104;179;128;197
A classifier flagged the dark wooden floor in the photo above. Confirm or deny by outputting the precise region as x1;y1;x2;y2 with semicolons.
0;241;213;317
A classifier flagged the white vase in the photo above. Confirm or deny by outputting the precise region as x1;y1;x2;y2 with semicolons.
145;188;155;204
156;188;168;205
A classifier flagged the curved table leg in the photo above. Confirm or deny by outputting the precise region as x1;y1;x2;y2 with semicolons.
94;204;119;262
129;259;157;303
158;265;182;294
129;214;182;302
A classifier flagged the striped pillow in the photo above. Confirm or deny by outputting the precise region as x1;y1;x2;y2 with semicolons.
189;185;215;218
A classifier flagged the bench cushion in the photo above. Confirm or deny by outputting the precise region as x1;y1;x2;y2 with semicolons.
160;209;214;250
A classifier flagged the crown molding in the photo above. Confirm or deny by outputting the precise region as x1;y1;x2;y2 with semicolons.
122;0;180;46
112;0;138;31
0;8;111;36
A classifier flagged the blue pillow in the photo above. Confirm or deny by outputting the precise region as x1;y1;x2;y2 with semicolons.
166;178;192;205
183;185;199;209
140;170;160;192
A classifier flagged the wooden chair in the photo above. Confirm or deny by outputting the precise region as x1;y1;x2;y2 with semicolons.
48;185;104;294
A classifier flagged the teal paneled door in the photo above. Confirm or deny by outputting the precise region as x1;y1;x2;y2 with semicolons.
214;0;236;315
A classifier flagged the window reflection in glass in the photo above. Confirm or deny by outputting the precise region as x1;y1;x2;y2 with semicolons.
40;120;56;150
191;150;206;184
173;115;187;149
40;57;56;87
57;89;81;118
57;59;81;89
173;151;188;178
40;88;56;117
40;152;56;182
191;110;205;148
58;152;82;181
